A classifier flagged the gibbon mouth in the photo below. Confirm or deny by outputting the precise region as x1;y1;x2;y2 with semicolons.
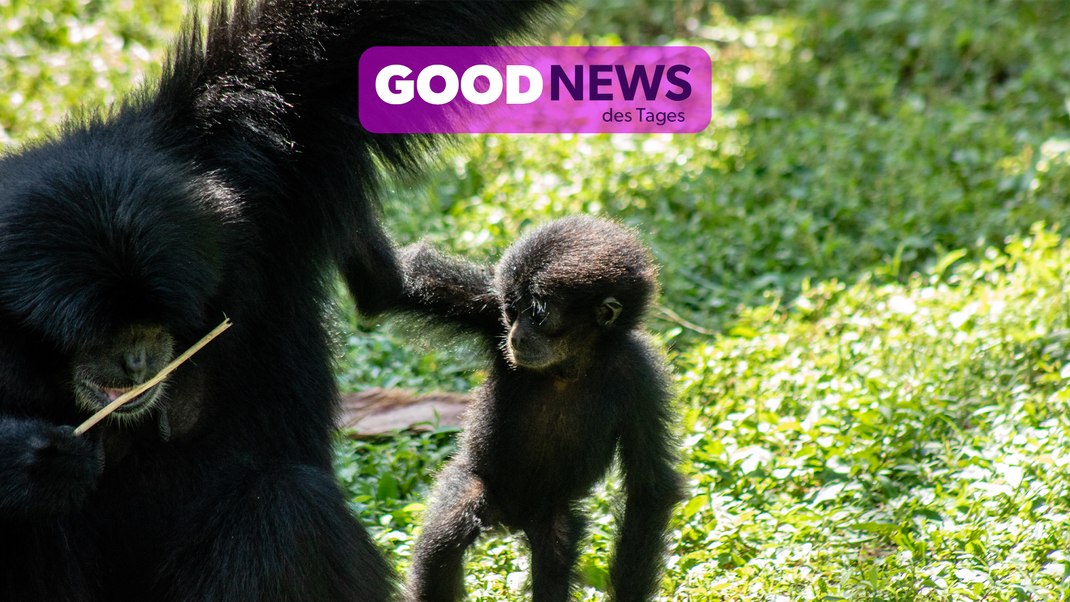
507;352;556;372
505;343;556;371
79;380;163;414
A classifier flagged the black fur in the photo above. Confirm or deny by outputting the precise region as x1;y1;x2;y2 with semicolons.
0;1;559;600
401;216;686;602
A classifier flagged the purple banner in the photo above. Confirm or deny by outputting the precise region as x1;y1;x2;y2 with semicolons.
358;46;712;134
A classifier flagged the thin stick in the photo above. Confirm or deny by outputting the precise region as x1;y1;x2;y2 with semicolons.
74;318;233;436
656;304;718;336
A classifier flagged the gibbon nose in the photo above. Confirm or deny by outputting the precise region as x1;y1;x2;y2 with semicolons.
125;346;148;380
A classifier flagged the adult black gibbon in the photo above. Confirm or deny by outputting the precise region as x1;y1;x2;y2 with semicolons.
400;215;686;602
0;1;559;601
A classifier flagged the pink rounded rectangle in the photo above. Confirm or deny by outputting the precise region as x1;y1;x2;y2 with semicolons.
358;46;712;134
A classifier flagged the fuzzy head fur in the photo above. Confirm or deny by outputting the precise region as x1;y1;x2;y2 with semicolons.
494;215;659;332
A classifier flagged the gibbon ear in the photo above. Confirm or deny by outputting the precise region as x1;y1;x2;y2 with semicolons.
597;296;623;326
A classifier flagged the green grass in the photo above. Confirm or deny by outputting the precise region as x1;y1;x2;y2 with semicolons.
7;0;1070;599
669;226;1070;599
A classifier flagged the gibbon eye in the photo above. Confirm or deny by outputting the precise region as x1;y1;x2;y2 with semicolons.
504;304;519;322
531;304;548;324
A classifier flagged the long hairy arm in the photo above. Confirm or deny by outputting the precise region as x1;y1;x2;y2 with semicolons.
398;242;503;340
154;0;563;317
610;335;686;602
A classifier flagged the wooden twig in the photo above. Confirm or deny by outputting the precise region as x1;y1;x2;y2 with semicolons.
74;318;233;436
656;304;719;336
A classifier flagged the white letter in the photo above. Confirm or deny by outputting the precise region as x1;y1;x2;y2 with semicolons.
375;65;414;105
506;65;543;104
460;64;503;105
417;65;459;105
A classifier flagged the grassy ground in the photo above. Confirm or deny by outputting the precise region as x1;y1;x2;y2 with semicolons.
6;0;1070;599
